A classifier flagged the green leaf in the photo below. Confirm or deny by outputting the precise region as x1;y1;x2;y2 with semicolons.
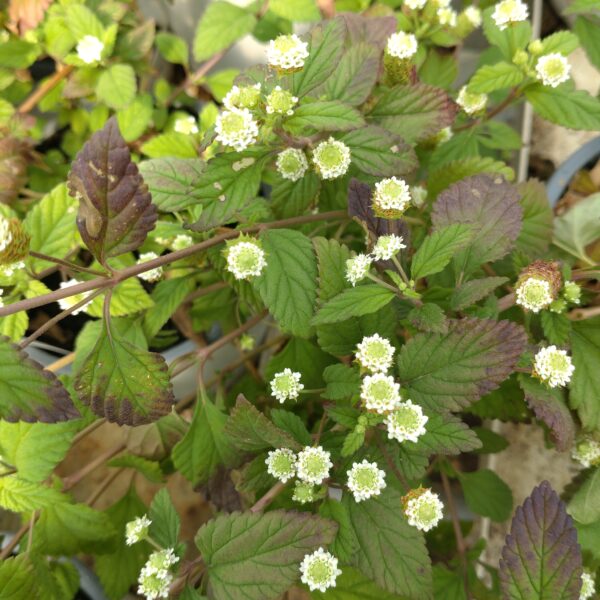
312;286;396;326
0;39;40;69
68;117;157;265
450;277;508;311
117;94;153;142
411;413;482;456
341;427;365;457
406;303;448;334
86;277;154;318
254;228;318;337
526;84;600;131
148;488;180;548
271;170;320;219
284;101;365;133
155;32;189;66
411;224;473;280
564;0;600;15
73;320;174;425
224;395;301;452
468;62;524;94
343;487;431;598
311;567;405;599
172;397;237;485
516;179;554;257
193;2;256;62
139;157;205;212
196;510;337;600
0;476;68;512
270;409;312;446
541;311;572;346
482;8;532;60
540;30;580;55
269;0;320;21
459;469;513;522
0;555;37;597
0;336;77;422
313;237;352;302
108;454;164;483
318;500;359;564
140;132;198;159
64;3;104;39
33;502;117;555
323;364;361;401
96;64;136;110
0;311;28;343
398;319;527;411
574;17;600;70
24;183;79;272
570;317;600;430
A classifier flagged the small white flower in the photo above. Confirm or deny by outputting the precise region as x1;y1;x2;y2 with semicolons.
572;437;600;469
404;488;444;531
312;137;351;180
0;260;24;278
463;6;482;27
533;345;575;388
225;239;267;280
138;252;163;282
270;368;304;403
356;334;395;374
296;446;332;484
372;234;406;261
411;185;428;207
125;515;152;545
76;35;104;64
0;215;13;253
146;548;179;571
276;148;309;182
385;400;428;443
457;86;488;115
137;566;172;600
437;7;458;26
361;373;402;414
563;280;581;305
404;0;428;9
347;460;386;502
536;53;571;88
266;86;298;116
172;234;193;251
386;31;418;59
345;254;372;286
267;34;309;70
373;177;411;214
515;277;553;313
174;115;198;135
223;83;261;110
580;570;596;600
492;0;529;30
292;480;316;504
300;548;342;593
215;107;259;151
57;279;93;315
266;448;297;482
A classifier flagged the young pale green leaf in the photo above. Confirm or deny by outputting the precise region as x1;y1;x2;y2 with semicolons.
148;488;180;549
64;3;104;39
411;413;482;456
574;16;600;70
482;8;532;60
468;62;524;94
68;117;157;265
343;487;431;598
269;0;320;21
0;555;37;597
284;100;365;133
323;364;361;401
254;228;318;338
0;39;40;69
73;321;174;425
0;336;77;422
516;179;553;257
96;64;136;110
398;319;527;411
312;285;396;326
459;469;513;522
193;2;256;61
500;481;582;599
568;469;600;525
224;394;302;452
564;0;600;15
342;427;365;457
271;170;320;219
410;223;473;280
139;157;206;212
540;311;572;346
116;94;153;142
0;311;28;343
140;132;198;159
0;476;68;513
313;237;352;302
450;277;508;311
196;510;337;600
172;398;237;485
155;32;189;66
540;30;580;55
526;85;600;131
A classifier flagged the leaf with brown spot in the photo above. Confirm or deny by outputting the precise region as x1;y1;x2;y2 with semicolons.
68;117;157;266
74;320;174;426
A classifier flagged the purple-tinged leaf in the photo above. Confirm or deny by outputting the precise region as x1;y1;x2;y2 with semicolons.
68;117;157;266
398;318;527;411
340;13;397;50
432;174;522;278
500;481;583;599
0;336;79;423
518;374;575;452
450;276;509;310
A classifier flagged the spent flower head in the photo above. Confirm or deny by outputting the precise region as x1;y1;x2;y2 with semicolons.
270;368;304;403
386;32;418;59
347;460;386;502
223;83;262;110
492;0;529;30
125;515;151;545
356;334;395;373
225;239;267;280
76;35;104;64
457;86;488;114
385;400;428;443
571;437;600;469
266;448;297;482
267;34;309;70
266;86;298;115
296;446;332;484
300;548;342;593
403;488;444;531
215;107;259;151
276;148;309;182
515;277;553;313
536;53;571;87
580;570;596;600
372;234;406;261
373;177;411;216
361;373;402;414
312;137;351;180
137;252;163;283
533;345;575;388
345;254;372;286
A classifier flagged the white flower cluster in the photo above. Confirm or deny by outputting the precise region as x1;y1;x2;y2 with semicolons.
300;548;342;592
225;239;267;280
266;86;298;115
515;277;553;312
373;177;412;214
385;400;429;443
174;115;198;135
293;480;316;504
457;86;488;115
386;32;418;59
276;148;309;182
172;234;193;251
312;137;352;180
533;345;575;388
137;549;179;600
355;334;395;373
347;460;386;502
125;515;151;546
296;446;332;485
360;373;402;414
137;252;163;282
223;83;262;110
580;570;596;600
571;437;600;469
267;34;309;70
463;6;482;27
266;448;297;482
404;488;444;531
215;107;259;151
0;215;13;254
0;260;23;278
536;53;571;88
57;279;93;315
492;0;529;30
270;368;304;403
437;7;458;26
345;234;406;285
372;234;406;261
76;35;104;64
405;0;428;9
345;253;372;286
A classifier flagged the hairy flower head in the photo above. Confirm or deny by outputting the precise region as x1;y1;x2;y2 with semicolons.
457;86;488;114
215;107;259;151
137;566;172;600
172;234;193;251
266;86;298;115
77;35;104;64
361;373;402;414
580;570;596;600
571;437;600;469
266;448;297;482
386;32;418;59
372;234;406;261
225;238;267;280
516;277;553;313
563;280;582;305
296;446;332;484
492;0;529;30
463;6;482;27
125;515;151;545
270;368;304;403
533;345;575;388
276;148;309;182
223;83;262;110
138;252;163;282
402;487;444;531
312;138;351;180
292;480;317;504
536;53;571;88
300;548;342;593
356;334;395;373
345;253;372;286
372;177;411;217
267;34;309;71
347;460;386;502
437;7;458;26
385;400;428;443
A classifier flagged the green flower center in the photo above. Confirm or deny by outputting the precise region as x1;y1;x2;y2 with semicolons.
221;112;245;133
274;36;297;53
417;501;438;523
353;467;378;489
307;559;331;583
274;374;294;393
304;455;325;477
237;86;261;108
369;380;393;400
317;144;344;167
547;352;569;373
234;247;259;271
271;452;294;474
379;180;402;198
294;482;315;502
268;89;295;113
279;153;302;173
542;57;565;78
522;279;550;304
391;406;420;429
365;341;389;360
